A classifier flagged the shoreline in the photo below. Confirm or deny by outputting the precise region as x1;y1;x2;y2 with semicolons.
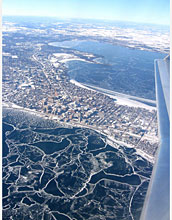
3;101;155;164
70;79;157;111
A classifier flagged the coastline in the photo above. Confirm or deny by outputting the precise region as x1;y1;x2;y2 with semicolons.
3;100;155;164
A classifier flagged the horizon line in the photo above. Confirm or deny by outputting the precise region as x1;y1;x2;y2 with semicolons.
2;15;170;27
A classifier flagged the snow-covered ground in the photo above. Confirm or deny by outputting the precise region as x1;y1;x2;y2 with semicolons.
70;79;156;110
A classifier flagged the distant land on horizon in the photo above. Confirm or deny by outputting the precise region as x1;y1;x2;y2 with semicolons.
2;15;170;28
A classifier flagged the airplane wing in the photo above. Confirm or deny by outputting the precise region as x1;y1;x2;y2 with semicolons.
140;55;170;219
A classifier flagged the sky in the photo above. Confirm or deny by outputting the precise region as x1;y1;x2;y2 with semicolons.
2;0;170;25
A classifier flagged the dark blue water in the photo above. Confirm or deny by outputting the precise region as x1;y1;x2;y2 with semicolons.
51;40;165;100
2;107;153;220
